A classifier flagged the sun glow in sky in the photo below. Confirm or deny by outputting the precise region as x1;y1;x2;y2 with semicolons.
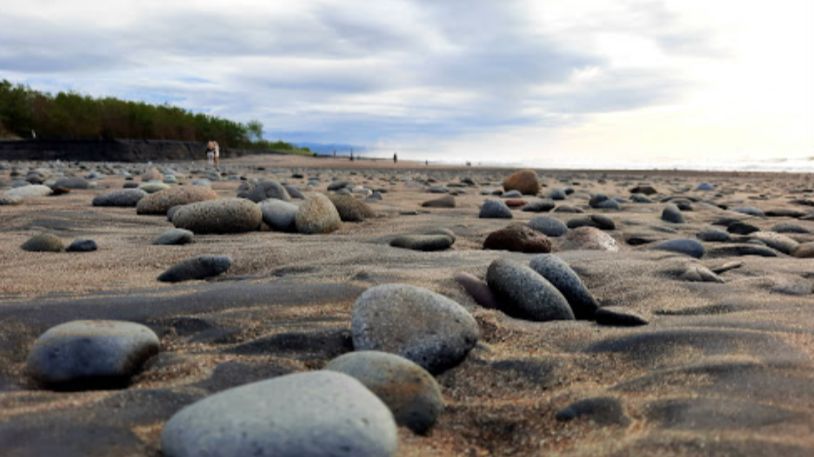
1;0;811;168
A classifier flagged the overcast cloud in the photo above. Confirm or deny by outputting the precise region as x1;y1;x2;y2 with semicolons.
1;0;811;167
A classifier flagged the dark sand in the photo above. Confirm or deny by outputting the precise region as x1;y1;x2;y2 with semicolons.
1;155;813;456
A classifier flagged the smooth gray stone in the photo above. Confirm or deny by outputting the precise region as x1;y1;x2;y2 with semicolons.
237;180;291;202
548;188;567;200
521;198;556;212
696;228;731;242
631;194;653;203
502;190;522;198
771;223;809;234
479;199;513;219
652;239;705;258
594;199;621;210
352;284;479;374
92;189;147;207
157;255;232;282
161;371;398;457
555;397;630;426
454;272;501;308
153;228;194;245
390;234;453;251
66;239;97;252
326;351;443;434
528;215;568;237
727;221;760;235
661;204;685;223
26;320;159;387
750;231;799;255
284;184;305;199
327;180;351;191
4;184;53;198
707;244;779;257
696;182;715;191
529;254;599;319
260;199;299;232
486;258;575;321
53;177;91;189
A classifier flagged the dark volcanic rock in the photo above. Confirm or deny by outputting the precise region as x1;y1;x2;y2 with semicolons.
157;255;232;282
66;239;97;252
479;199;513;219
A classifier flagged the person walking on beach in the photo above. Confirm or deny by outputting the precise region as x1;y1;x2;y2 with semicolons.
213;141;220;168
206;140;215;166
393;153;398;164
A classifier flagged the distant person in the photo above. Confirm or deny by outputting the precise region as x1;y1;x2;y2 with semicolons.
206;140;216;166
425;160;429;166
213;141;220;168
393;153;398;164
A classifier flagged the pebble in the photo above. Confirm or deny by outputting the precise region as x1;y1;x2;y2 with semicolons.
679;265;724;283
173;198;262;234
285;185;305;199
161;371;398;457
548;188;567;200
4;184;53;198
153;228;194;245
66;239;97;252
295;194;342;234
695;182;715;191
390;234;454;251
521;198;555;212
454;272;501;308
560;227;619;251
138;181;170;193
727;221;760;235
325;351;443;434
696;228;731;242
483;223;552;253
237;180;291;202
502;169;540;195
21;233;64;252
92;189;147;207
329;194;375;222
421;195;455;208
771;223;809;234
792;242;814;258
260;199;299;232
661;204;685;223
555;397;630;426
749;231;799;255
351;284;479;374
629;185;657;195
53;177;91;189
136;186;218;215
594;307;648;326
528;254;599;319
479;199;513;219
157;255;232;282
652;239;705;258
486;259;575;321
502;190;523;198
528;215;568;237
732;206;765;217
0;195;22;205
26;320;159;387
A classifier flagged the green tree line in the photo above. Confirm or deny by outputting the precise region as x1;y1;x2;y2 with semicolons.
0;79;307;153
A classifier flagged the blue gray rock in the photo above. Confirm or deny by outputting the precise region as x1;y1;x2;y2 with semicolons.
260;199;299;232
66;239;97;252
326;351;443;434
528;215;568;237
352;284;479;374
479;199;513;219
521;198;556;212
53;177;91;189
26;320;159;387
157;255;232;282
92;189;147;207
486;259;575;321
161;371;398;457
652;239;705;258
661;204;685;223
153;228;194;245
732;206;765;217
529;254;599;319
696;228;730;242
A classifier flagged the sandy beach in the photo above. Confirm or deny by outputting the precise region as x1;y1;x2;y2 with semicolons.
1;155;813;456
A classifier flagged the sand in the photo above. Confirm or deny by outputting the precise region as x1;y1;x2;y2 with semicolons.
1;155;813;456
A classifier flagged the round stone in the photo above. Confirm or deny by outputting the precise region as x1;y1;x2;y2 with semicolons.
260;199;299;232
136;186;218;215
486;258;575;321
661;204;685;223
21;233;64;252
528;254;599;319
157;255;232;282
66;239;97;252
92;189;147;207
325;351;443;434
329;194;375;222
4;184;53;198
161;371;398;457
528;215;568;237
26;320;159;387
139;181;170;193
483;223;552;253
173;198;262;234
502;169;540;195
561;227;619;251
792;242;814;258
153;228;194;245
351;284;479;374
295;194;342;234
454;272;501;308
479;199;513;219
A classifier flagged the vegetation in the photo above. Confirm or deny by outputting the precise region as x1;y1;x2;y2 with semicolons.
0;79;310;154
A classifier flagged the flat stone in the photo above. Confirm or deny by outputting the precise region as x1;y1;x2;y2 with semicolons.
529;254;599;319
161;371;398;457
486;258;575;321
528;215;568;237
679;265;724;283
92;189;147;207
390;234;454;251
138;181;170;193
696;228;731;242
421;195;455;208
26;320;159;388
454;272;500;308
4;185;53;198
351;284;479;374
66;239;97;252
521;199;556;212
561;227;619;251
749;231;799;255
326;351;443;434
153;228;194;245
652;239;705;258
157;255;232;282
727;221;760;235
556;397;630;426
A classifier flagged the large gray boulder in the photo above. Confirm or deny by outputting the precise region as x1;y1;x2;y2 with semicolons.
173;198;262;234
26;320;159;388
161;371;398;457
352;284;479;374
486;259;575;321
157;255;232;282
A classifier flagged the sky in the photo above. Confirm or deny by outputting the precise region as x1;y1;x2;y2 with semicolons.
1;0;812;169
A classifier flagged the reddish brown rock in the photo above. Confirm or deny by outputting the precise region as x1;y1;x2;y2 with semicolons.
502;169;540;195
504;199;527;208
483;223;552;253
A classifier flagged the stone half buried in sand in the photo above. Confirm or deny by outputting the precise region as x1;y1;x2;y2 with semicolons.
173;198;262;234
421;194;456;208
502;169;540;195
26;320;160;389
21;233;64;252
161;371;398;457
652;238;705;259
528;254;599;319
325;350;443;434
259;199;299;232
560;226;619;251
390;233;454;251
486;258;575;322
483;223;552;253
479;199;513;219
157;255;232;282
351;284;479;374
454;271;501;308
136;186;218;215
295;193;342;234
92;188;147;207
